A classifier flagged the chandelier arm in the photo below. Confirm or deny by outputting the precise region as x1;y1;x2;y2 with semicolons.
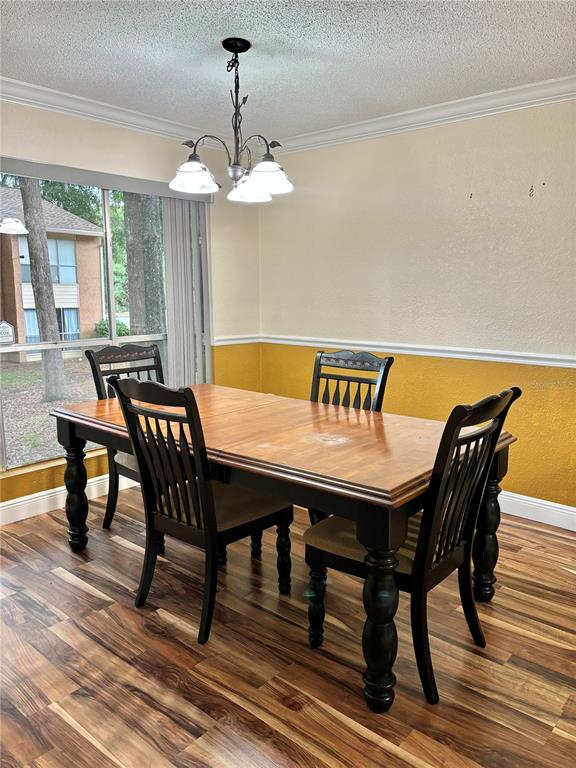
243;144;252;171
191;135;232;165
240;134;272;155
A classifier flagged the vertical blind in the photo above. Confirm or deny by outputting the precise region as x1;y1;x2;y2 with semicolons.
163;198;212;387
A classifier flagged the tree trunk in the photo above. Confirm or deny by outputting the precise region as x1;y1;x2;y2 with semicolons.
19;177;67;401
124;193;165;336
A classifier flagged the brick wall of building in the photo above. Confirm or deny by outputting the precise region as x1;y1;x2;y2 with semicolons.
75;236;104;338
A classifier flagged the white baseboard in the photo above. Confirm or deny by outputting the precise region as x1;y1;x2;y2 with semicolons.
500;491;576;532
1;479;573;531
0;475;138;526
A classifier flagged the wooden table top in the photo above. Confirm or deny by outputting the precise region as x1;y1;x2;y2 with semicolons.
52;384;516;509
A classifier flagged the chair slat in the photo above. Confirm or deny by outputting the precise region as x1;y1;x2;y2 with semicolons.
166;422;191;526
362;383;373;410
342;381;351;407
144;415;172;519
353;382;362;409
179;424;203;528
333;380;341;406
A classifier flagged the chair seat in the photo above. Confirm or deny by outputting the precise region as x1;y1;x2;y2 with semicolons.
213;481;290;532
114;451;139;473
303;511;423;574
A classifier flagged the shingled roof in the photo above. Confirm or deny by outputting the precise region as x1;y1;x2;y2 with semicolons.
0;186;104;236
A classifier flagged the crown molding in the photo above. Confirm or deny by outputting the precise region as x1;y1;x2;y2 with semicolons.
2;75;574;154
212;334;576;369
278;76;576;153
0;77;228;148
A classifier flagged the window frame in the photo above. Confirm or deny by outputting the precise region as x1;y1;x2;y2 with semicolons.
0;163;207;471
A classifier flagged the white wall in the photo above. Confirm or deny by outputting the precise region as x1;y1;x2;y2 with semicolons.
260;101;576;355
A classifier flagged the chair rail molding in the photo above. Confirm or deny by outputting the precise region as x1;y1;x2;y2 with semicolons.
2;75;574;149
212;335;576;369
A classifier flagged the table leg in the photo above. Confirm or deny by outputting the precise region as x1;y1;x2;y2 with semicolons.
361;548;399;712
472;447;508;603
60;426;89;552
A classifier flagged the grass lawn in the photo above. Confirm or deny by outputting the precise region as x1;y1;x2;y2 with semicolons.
1;353;98;469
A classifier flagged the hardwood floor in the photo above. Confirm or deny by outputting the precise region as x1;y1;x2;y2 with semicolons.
1;490;574;768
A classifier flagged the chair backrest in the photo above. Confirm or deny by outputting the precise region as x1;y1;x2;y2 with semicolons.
415;387;522;578
108;376;216;538
310;350;394;412
85;344;164;399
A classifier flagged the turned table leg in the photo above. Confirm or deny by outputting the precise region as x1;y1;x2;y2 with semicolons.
357;506;406;713
361;548;399;712
473;447;508;603
58;421;89;552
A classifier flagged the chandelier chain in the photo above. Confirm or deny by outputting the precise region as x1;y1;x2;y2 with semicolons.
228;53;244;165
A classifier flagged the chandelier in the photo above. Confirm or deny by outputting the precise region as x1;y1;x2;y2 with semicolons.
169;38;293;203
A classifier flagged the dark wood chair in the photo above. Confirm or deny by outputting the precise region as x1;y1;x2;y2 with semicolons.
303;387;521;703
310;349;394;411
309;349;394;524
108;376;293;644
85;344;164;529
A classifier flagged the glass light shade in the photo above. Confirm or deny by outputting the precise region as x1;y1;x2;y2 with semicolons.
168;168;220;194
176;158;207;173
251;160;294;195
227;174;272;203
252;159;281;172
0;217;28;234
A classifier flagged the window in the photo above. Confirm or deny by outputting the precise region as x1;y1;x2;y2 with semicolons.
59;308;80;341
108;190;166;336
20;236;77;284
0;172;194;470
23;308;80;344
24;309;40;344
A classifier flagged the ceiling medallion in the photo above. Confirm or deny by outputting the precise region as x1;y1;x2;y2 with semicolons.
169;38;293;203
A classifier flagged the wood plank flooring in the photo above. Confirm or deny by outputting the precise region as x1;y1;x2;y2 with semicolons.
1;490;574;768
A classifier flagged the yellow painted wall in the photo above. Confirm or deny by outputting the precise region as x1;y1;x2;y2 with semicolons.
212;343;261;392
0;450;108;503
213;342;576;507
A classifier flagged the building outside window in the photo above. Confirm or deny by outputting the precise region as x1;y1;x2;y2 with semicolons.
0;178;170;469
2;187;104;345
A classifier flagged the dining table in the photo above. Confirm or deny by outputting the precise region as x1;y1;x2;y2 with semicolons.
51;383;516;712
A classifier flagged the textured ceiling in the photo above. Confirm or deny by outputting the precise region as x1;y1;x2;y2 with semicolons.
1;1;575;141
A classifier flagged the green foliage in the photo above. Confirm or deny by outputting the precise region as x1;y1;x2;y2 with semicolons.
94;318;130;337
1;175;103;226
40;181;103;226
0;174;18;188
109;190;129;313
